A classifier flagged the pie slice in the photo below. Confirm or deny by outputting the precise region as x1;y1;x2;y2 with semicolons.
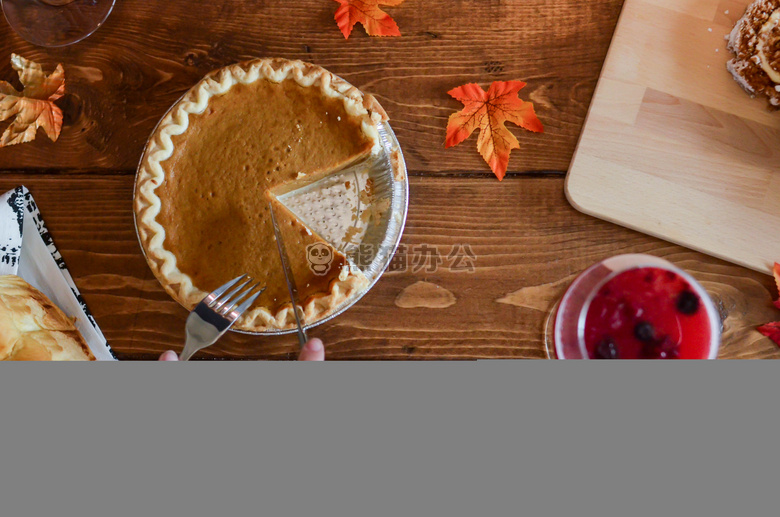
134;59;389;331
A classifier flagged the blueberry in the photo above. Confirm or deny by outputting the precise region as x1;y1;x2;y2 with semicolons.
634;321;655;343
594;339;619;359
677;290;700;315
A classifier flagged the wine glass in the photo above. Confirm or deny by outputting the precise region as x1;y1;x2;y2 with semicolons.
2;0;115;48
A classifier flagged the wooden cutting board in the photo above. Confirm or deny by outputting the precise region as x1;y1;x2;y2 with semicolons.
566;0;780;274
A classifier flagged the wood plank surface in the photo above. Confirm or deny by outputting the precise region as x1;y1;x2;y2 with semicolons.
566;0;780;273
0;175;775;360
0;0;778;359
0;0;622;174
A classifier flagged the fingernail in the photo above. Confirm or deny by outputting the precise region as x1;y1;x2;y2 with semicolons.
305;338;323;352
160;350;178;361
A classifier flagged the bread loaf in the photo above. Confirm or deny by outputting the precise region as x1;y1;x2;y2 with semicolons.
0;275;95;361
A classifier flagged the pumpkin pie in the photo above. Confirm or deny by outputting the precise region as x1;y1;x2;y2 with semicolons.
134;59;388;331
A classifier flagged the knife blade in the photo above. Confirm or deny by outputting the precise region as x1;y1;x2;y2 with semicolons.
269;202;308;348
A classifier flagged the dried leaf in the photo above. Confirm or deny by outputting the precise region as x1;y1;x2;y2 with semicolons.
333;0;405;39
0;54;65;147
774;262;780;307
758;322;780;347
445;81;543;181
758;263;780;346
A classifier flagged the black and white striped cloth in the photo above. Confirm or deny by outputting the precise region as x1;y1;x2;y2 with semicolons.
0;186;116;360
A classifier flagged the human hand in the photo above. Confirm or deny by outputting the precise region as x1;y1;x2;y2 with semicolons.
297;338;325;361
158;338;325;361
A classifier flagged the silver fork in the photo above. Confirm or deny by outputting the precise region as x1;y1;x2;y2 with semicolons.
179;275;265;361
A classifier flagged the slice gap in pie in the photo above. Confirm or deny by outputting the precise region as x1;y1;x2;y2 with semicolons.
273;149;396;273
135;58;394;332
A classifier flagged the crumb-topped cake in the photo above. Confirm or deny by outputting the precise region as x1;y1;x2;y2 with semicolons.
728;0;780;107
134;59;389;331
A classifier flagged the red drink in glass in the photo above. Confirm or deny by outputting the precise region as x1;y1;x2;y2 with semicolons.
552;255;720;360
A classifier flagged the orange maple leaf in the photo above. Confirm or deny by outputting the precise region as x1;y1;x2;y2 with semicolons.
333;0;405;39
0;54;64;147
445;81;543;181
774;262;780;309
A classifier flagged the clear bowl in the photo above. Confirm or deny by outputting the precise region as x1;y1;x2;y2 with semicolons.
550;254;721;359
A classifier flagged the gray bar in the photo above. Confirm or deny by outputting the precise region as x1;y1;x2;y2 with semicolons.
0;362;777;517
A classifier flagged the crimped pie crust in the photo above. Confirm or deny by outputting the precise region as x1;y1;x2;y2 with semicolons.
134;58;385;331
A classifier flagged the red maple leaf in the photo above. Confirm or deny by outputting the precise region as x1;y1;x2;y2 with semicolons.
758;322;780;347
445;81;543;181
333;0;405;39
758;262;780;347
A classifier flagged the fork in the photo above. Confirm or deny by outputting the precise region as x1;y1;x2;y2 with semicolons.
179;275;265;361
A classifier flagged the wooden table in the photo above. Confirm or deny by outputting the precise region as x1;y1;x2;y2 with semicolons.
0;0;777;359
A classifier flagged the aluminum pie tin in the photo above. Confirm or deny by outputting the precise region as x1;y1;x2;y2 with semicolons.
134;87;409;337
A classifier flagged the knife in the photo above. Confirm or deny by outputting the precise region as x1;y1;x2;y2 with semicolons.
268;202;308;348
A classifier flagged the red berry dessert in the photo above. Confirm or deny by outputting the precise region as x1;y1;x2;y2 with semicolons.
583;267;714;359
